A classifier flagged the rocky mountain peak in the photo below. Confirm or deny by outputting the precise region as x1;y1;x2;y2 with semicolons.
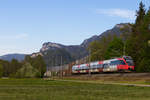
114;23;130;29
40;42;65;52
81;23;131;48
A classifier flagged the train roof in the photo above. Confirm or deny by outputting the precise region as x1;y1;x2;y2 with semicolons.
90;61;103;65
72;57;124;68
103;58;122;63
72;63;88;68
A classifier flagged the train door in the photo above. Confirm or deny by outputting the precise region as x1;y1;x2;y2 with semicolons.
103;63;110;72
109;64;117;72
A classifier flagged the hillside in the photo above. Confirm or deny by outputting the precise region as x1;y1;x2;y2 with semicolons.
32;23;132;67
81;23;132;47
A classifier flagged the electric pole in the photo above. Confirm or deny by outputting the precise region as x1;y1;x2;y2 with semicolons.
60;56;63;78
88;49;91;76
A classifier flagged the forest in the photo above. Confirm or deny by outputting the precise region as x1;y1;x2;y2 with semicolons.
0;55;46;78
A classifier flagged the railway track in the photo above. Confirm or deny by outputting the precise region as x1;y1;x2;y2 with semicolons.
70;72;150;77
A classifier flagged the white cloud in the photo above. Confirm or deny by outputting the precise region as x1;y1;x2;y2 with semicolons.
0;33;28;40
96;9;136;20
14;33;28;39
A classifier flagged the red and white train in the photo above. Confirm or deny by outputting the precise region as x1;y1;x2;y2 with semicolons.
72;56;135;74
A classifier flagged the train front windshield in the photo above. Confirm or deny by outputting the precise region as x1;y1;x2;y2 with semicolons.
126;60;134;66
123;56;134;66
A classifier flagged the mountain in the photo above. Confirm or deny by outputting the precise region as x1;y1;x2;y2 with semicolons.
81;23;132;47
32;23;132;67
0;54;26;61
40;42;88;60
42;48;73;67
38;42;88;66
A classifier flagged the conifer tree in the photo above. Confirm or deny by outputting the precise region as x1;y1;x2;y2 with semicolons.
135;1;146;26
10;59;22;77
126;2;147;71
105;37;124;59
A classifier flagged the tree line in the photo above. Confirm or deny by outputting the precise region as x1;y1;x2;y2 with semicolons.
0;55;46;78
88;2;150;72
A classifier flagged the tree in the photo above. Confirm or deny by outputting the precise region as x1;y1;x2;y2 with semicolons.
105;37;124;59
24;55;46;77
132;1;145;37
24;55;33;64
135;9;150;72
30;55;46;77
9;59;22;77
0;64;3;78
15;62;40;78
135;1;146;26
126;2;150;72
88;34;116;61
0;60;10;77
88;41;103;61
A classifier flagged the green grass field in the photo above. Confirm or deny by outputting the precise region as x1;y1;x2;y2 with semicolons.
0;79;150;100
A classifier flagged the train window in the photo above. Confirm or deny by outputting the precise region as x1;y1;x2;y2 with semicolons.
90;64;103;69
97;64;103;68
111;60;126;65
80;66;83;70
123;56;132;61
103;64;109;68
72;67;78;71
111;61;117;65
75;68;78;71
79;65;88;70
83;66;89;70
126;60;134;66
72;67;76;71
119;60;126;65
91;65;97;69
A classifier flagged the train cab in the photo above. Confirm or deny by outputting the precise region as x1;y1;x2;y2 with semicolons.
122;56;135;71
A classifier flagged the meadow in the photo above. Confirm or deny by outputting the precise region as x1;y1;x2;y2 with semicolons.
0;79;150;100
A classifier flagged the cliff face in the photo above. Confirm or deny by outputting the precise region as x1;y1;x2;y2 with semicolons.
32;23;132;66
39;42;88;67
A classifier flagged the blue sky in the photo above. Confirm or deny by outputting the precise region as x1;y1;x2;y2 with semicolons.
0;0;150;56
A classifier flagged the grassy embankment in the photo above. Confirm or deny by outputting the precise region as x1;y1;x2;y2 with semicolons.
0;78;150;100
